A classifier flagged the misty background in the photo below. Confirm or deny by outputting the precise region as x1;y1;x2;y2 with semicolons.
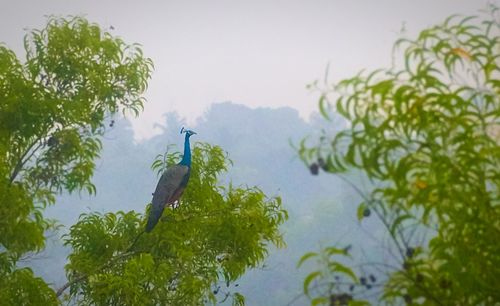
3;0;492;304
24;102;384;305
0;0;487;139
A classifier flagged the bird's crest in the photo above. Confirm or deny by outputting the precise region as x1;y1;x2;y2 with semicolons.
180;127;197;136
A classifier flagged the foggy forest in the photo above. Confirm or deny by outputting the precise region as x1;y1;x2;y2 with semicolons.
1;1;499;305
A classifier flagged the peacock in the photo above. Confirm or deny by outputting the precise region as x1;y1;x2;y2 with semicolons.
145;127;196;232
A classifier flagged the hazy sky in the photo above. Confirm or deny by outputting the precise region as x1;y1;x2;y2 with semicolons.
0;0;491;139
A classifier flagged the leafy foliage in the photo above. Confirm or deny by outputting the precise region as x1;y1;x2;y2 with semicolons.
299;7;500;305
62;143;288;305
298;247;370;306
0;16;153;303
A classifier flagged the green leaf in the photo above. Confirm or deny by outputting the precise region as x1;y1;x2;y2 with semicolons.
297;252;318;268
336;96;350;119
390;214;412;236
328;262;358;283
311;296;328;306
319;95;331;121
303;271;322;296
356;203;367;222
232;292;245;306
324;246;348;257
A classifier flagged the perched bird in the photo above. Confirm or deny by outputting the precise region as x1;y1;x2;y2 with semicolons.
145;128;196;232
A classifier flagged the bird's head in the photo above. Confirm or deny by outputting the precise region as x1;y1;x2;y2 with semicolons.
180;127;197;137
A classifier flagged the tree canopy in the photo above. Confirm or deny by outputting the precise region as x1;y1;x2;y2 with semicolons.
0;16;153;303
299;7;500;305
0;16;287;305
60;143;287;305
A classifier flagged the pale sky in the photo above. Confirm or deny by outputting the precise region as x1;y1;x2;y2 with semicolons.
0;0;491;139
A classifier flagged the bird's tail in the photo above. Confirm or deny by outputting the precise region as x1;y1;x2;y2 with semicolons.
127;230;145;252
145;205;163;232
145;218;156;233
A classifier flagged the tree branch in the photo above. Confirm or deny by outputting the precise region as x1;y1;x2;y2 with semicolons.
56;250;139;298
9;137;44;183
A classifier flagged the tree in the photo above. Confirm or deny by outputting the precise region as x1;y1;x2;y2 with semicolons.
298;6;500;305
59;143;287;305
0;16;153;303
1;17;288;305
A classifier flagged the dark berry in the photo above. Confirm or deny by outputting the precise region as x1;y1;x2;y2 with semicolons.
406;247;415;258
360;277;367;285
369;274;376;283
213;286;220;294
47;136;58;147
363;208;371;217
309;163;319;175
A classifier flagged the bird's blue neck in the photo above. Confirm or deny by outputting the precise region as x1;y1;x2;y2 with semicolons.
179;134;191;166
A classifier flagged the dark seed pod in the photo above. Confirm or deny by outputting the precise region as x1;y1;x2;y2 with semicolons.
366;284;372;289
47;136;58;147
369;274;376;283
363;208;371;217
360;277;367;285
309;163;319;175
213;286;220;294
406;247;415;258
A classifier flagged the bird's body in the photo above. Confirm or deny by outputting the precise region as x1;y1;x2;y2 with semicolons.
145;128;196;232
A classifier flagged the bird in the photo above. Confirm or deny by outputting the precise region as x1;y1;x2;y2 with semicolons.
145;127;196;232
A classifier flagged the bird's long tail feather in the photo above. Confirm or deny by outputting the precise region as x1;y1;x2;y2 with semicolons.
126;230;145;252
145;209;161;232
